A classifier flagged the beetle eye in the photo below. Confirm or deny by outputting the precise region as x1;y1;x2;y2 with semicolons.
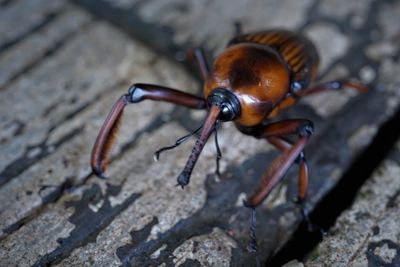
219;105;231;120
207;88;241;121
222;106;229;115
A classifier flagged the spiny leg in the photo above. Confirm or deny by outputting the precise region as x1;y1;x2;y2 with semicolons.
266;136;308;203
242;119;313;257
244;118;313;207
266;135;325;235
185;48;210;80
234;21;243;36
267;136;312;222
91;83;207;178
298;79;368;97
269;79;368;117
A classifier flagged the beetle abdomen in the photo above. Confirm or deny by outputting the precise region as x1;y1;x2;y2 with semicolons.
229;30;320;89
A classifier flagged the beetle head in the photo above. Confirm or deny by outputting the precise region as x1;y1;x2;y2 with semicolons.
207;88;241;121
176;89;241;188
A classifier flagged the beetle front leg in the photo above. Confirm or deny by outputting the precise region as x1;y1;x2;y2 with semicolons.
91;83;207;178
244;119;314;207
185;48;210;80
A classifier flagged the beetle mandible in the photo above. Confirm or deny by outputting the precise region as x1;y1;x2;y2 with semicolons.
91;28;367;212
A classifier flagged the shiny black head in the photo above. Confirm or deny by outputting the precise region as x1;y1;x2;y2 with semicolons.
207;88;241;121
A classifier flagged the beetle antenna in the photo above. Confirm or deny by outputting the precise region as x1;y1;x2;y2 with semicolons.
214;124;222;178
176;105;221;188
153;125;203;161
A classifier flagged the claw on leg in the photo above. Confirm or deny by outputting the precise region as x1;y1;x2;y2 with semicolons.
91;83;206;178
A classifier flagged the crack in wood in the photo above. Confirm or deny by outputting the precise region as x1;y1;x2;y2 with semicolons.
0;96;193;238
0;126;83;188
0;10;62;56
2;0;397;265
61;0;399;265
1;178;74;234
386;188;400;209
69;0;180;58
0;119;25;144
269;103;400;266
116;216;159;265
266;0;400;264
0;20;94;91
68;0;202;80
113;139;339;266
0;80;127;189
113;171;238;266
348;232;373;264
31;183;142;267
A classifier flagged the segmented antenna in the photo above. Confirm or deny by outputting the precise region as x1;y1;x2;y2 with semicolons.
176;105;221;188
153;125;203;161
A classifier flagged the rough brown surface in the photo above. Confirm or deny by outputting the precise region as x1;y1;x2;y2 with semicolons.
0;0;399;266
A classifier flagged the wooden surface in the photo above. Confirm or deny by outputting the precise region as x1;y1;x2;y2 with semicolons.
305;139;400;267
0;0;399;266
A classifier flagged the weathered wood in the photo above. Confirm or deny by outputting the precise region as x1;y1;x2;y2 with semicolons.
0;3;197;239
0;5;91;89
0;0;66;53
305;140;400;266
0;0;399;266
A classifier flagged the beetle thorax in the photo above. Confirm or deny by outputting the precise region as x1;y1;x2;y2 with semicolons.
204;43;290;126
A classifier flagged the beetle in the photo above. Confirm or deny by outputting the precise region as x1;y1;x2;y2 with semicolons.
91;28;367;234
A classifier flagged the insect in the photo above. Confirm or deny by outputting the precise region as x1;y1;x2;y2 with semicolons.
91;28;367;231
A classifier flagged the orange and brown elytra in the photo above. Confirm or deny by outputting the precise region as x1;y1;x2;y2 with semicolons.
91;28;367;245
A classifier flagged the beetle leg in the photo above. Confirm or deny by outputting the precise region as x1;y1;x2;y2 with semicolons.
266;130;325;236
299;79;368;97
185;48;210;79
127;83;207;108
234;21;242;36
267;79;368;118
91;83;207;178
266;136;308;203
244;119;314;208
